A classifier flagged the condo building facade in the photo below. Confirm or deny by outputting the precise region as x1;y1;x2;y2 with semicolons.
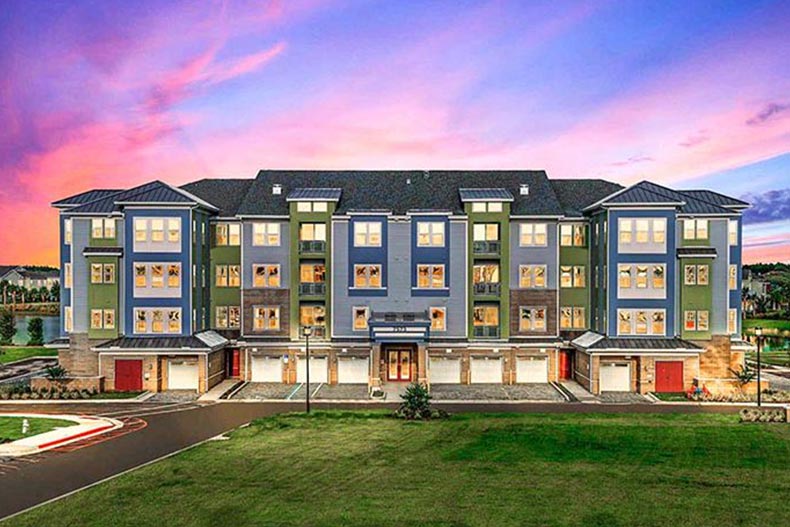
50;171;752;395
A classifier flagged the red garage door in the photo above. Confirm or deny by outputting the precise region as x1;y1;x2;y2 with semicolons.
115;360;143;392
655;361;684;392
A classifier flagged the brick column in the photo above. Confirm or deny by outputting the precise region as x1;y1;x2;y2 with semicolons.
417;343;427;385
371;343;381;387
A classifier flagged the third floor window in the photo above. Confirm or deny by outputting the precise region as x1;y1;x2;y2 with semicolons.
417;264;445;289
300;223;326;241
560;266;585;288
473;223;499;242
354;265;382;288
417;222;445;247
560;224;586;247
253;264;280;288
683;219;709;240
354;222;382;247
519;223;547;246
253;222;280;246
216;223;241;246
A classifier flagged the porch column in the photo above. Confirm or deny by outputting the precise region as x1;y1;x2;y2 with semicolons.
370;343;382;387
417;343;427;385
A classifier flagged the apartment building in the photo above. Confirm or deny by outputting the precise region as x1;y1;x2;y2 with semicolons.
49;171;752;395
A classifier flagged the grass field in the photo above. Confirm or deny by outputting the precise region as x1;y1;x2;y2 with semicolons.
5;411;790;527
0;416;74;443
0;346;57;364
747;350;790;367
743;318;790;332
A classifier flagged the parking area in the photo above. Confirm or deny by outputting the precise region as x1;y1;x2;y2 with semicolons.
314;384;369;400
233;383;295;400
430;383;565;401
145;390;200;404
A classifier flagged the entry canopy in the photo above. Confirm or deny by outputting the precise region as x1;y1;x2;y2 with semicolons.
368;311;431;343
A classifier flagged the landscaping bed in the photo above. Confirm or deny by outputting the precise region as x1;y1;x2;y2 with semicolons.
0;384;141;400
0;416;75;443
4;411;790;526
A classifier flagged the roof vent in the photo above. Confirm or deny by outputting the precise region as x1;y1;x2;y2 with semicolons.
272;184;282;195
520;184;530;196
406;178;412;185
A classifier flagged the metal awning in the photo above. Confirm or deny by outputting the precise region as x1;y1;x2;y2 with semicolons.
368;311;431;343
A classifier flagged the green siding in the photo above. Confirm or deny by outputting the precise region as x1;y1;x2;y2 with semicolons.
680;258;713;340
559;238;590;327
87;255;119;340
210;239;241;328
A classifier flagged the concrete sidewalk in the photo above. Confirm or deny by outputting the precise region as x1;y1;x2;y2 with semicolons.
0;413;122;457
198;379;240;402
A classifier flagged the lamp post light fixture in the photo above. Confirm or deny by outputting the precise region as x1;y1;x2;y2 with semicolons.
755;326;763;407
302;325;313;414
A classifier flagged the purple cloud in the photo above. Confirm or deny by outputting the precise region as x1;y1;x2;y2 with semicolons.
678;130;709;148
746;102;790;125
741;188;790;224
609;155;654;167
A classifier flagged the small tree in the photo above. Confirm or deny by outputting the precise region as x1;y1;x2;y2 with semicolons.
394;382;447;420
0;310;15;346
49;282;60;303
27;317;44;346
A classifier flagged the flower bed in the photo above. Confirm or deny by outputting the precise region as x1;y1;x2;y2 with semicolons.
739;408;787;423
0;383;100;400
687;389;790;403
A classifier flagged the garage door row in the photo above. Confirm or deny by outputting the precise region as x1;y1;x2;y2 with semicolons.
250;356;370;384
429;356;550;384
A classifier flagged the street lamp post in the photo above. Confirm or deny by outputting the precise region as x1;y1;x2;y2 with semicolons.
755;326;763;407
302;325;313;414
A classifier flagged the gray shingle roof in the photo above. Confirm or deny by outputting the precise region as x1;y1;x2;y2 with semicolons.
550;179;624;217
286;188;343;201
52;189;122;208
458;188;514;201
180;179;253;216
236;170;566;216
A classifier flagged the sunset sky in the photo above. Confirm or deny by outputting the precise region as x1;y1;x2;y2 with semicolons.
1;0;788;266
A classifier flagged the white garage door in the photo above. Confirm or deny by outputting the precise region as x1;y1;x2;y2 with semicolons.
296;357;328;384
429;357;461;384
516;357;548;383
470;357;502;384
599;363;631;392
168;361;199;391
251;356;282;383
337;357;369;384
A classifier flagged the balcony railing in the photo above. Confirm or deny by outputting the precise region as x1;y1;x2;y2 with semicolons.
299;240;326;254
299;282;326;296
473;325;500;338
473;282;501;296
473;240;500;255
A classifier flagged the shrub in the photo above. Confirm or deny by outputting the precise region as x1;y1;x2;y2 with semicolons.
394;382;448;420
27;317;44;346
729;364;756;386
739;408;787;423
44;365;68;381
0;310;15;346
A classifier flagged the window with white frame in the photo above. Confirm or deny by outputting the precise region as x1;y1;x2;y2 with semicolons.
560;224;586;247
728;309;738;334
300;223;326;241
684;264;709;286
215;223;241;246
560;307;586;330
519;223;547;246
253;264;280;288
215;306;241;329
353;306;369;330
90;309;115;330
64;263;72;289
133;263;180;294
684;310;709;331
560;266;585;288
683;219;709;240
618;217;667;251
215;265;241;287
729;264;737;290
471;202;503;213
519;265;546;288
519;306;547;332
90;263;116;284
618;309;665;335
430;307;446;331
64;219;72;245
300;305;326;327
416;264;444;288
618;264;665;296
134;308;181;334
296;201;328;213
354;221;382;247
253;306;280;331
91;218;116;239
473;263;500;284
728;220;738;245
417;222;445;247
64;306;73;333
133;217;181;251
354;265;382;288
473;223;499;241
253;222;280;246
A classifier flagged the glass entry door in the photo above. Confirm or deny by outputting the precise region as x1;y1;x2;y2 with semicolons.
387;349;411;381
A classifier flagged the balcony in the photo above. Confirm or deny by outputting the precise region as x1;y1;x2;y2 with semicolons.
301;325;326;339
473;282;501;296
473;325;500;338
299;240;326;254
299;282;326;296
473;240;500;255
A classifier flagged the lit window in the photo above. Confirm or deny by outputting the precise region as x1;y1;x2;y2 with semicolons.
635;311;648;334
728;220;738;246
167;219;180;243
64;306;73;332
150;219;165;242
135;264;147;287
354;222;382;247
167;264;180;288
473;305;499;326
151;310;164;333
216;306;229;329
90;309;103;329
300;305;326;327
519;265;546;288
488;202;503;213
216;224;229;246
253;223;280;246
313;201;328;212
64;219;72;245
619;219;633;244
135;310;147;333
471;202;486;213
473;223;499;241
417;222;445;247
519;223;547;246
103;310;115;329
297;202;311;212
729;265;737;290
573;266;585;287
652;265;665;289
64;263;72;289
91;218;104;239
560;224;573;246
354;265;382;288
618;311;632;334
653;219;666;243
430;307;446;331
636;266;648;288
300;264;326;284
651;311;665;335
684;265;697;285
253;264;280;288
300;223;326;241
91;264;103;284
416;264;444;288
215;265;228;287
473;264;500;284
228;265;240;287
151;265;164;288
228;306;240;328
519;307;546;332
697;265;709;286
560;307;572;329
353;307;369;330
684;219;708;240
168;310;181;333
560;266;572;288
572;307;585;329
253;306;280;331
728;309;737;334
684;310;697;331
635;220;649;243
619;265;632;289
135;219;147;242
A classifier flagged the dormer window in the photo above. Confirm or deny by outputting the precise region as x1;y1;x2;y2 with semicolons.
296;201;328;213
471;202;503;213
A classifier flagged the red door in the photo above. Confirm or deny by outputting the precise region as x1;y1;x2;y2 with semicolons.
559;351;573;380
655;361;684;392
115;360;143;391
231;349;241;378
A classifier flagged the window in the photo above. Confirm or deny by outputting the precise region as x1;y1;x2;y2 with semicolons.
519;265;546;288
151;265;164;288
353;307;369;330
91;218;115;239
652;266;665;289
91;309;102;329
64;219;72;245
519;223;547;246
300;223;326;241
619;219;633;244
64;306;72;333
729;265;737;290
134;308;181;334
471;202;503;213
417;222;445;247
216;306;228;329
653;220;666;243
573;307;585;329
416;264;444;288
167;219;180;243
618;310;632;334
619;265;631;288
728;309;737;334
253;306;280;331
167;264;180;288
561;266;585;288
253;264;280;287
168;311;181;333
215;265;240;287
560;307;572;330
560;224;585;246
683;219;709;240
296;201;328;213
619;218;667;250
430;307;446;331
354;265;382;288
519;307;546;332
473;223;499;241
90;309;116;330
684;265;696;285
135;219;147;242
728;220;738;245
215;306;240;329
151;219;165;242
652;311;665;335
216;223;241;246
64;263;72;289
698;311;709;331
300;263;326;283
473;305;499;326
253;223;280;246
684;310;709;332
134;218;180;250
300;305;326;327
135;264;147;287
634;311;648;334
635;266;648;288
354;222;382;247
473;264;500;284
560;307;586;330
696;265;709;285
91;263;115;284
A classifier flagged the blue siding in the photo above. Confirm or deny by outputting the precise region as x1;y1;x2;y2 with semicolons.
410;215;450;297
348;215;388;297
59;214;72;337
729;218;742;334
124;209;192;336
607;209;677;336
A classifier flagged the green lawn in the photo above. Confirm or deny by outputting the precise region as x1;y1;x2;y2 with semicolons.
743;318;790;331
0;346;57;364
89;391;144;400
747;350;790;367
0;416;75;443
5;411;790;527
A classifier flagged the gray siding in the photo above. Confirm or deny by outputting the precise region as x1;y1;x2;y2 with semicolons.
709;219;729;334
509;221;558;289
242;221;290;287
71;219;90;333
332;219;467;338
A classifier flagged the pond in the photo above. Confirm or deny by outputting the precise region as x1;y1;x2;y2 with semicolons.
745;334;790;353
11;314;60;346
